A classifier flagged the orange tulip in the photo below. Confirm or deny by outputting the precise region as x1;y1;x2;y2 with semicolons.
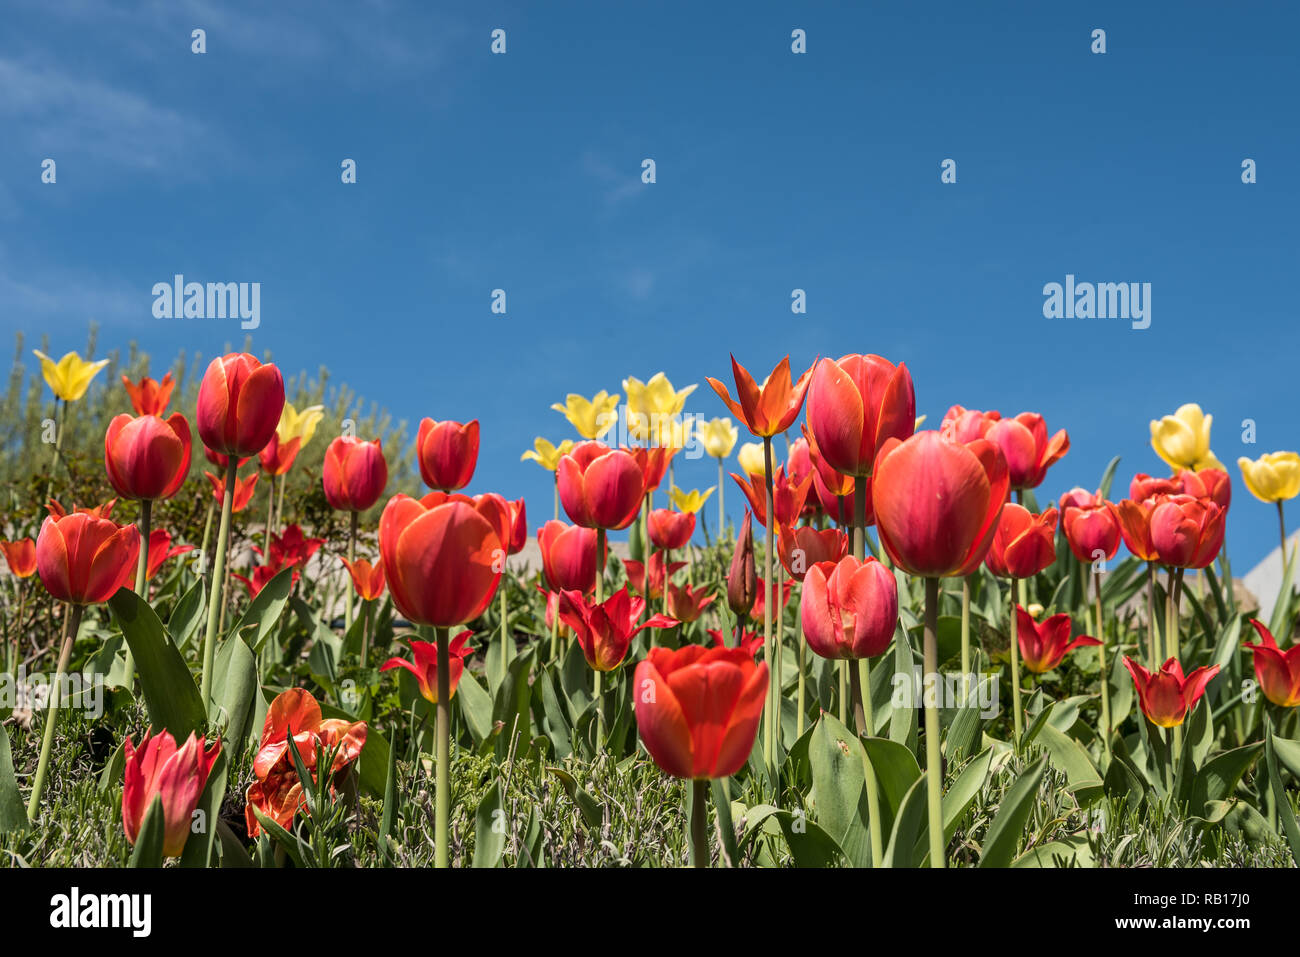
121;372;175;416
648;508;695;550
872;431;1008;578
623;551;687;602
36;511;140;604
1016;606;1100;674
633;644;769;779
381;633;474;703
122;730;221;858
196;353;285;457
1116;497;1160;561
777;523;848;581
378;495;502;627
1123;656;1219;729
665;581;716;623
628;446;676;495
730;464;811;529
258;433;302;477
1243;619;1300;707
805;354;915;477
341;557;386;601
557;442;644;530
706;354;812;438
416;418;478;491
984;504;1058;579
204;470;260;512
103;413;192;501
0;538;37;578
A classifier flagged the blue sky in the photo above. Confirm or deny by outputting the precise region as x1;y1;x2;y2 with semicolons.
2;1;1297;568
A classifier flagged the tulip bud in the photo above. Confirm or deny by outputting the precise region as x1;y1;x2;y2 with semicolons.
727;510;757;616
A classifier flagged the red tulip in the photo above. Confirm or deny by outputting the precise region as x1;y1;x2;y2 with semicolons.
749;575;793;624
537;520;601;594
196;353;285;457
557;587;677;671
623;551;687;602
258;433;301;477
1130;473;1180;502
633;644;769;779
1062;500;1121;564
232;564;299;598
872;432;1009;578
253;524;324;570
322;437;388;512
985;413;1069;490
557;442;644;530
1123;656;1219;729
730;464;811;529
416;418;478;491
801;556;898;660
805;354;915;477
939;405;1000;444
103;413;192;501
802;424;863;525
36;512;140;604
1179;468;1231;509
47;498;116;520
1016;606;1100;674
341;557;386;601
648;508;695;550
706;354;812;438
708;628;765;658
122;730;221;858
145;529;194;581
245;688;366;837
505;498;527;555
204;470;260;512
381;633;474;703
418;490;513;551
726;510;757;616
777;523;848;581
1115;498;1160;561
665;581;716;623
1058;487;1102;511
786;437;819;519
0;539;37;578
378;495;503;627
628;446;676;495
1149;494;1225;568
121;372;175;416
984;504;1058;578
1243;619;1300;707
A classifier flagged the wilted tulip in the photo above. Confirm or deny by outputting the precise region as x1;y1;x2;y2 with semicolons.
1124;656;1219;728
416;418;479;492
801;556;898;660
1016;606;1100;674
633;644;768;779
122;730;221;858
805;354;915;477
1243;619;1300;708
196;353;285;457
322;436;388;512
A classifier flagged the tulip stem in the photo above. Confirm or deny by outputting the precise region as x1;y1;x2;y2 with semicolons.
1147;562;1158;666
435;625;451;867
552;473;559;522
264;474;276;554
345;510;358;631
1279;501;1289;566
199;458;238;710
595;528;606;747
717;458;725;540
1008;577;1023;746
497;582;508;687
1094;566;1111;763
762;436;776;774
276;472;287;533
849;658;884;866
27;602;83;820
796;611;806;737
922;577;944;868
124;498;152;687
690;778;710;867
960;576;971;703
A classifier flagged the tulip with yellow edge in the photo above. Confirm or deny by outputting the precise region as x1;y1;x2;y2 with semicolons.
1238;451;1300;559
671;486;715;515
1150;403;1224;472
552;391;619;440
522;437;576;518
33;349;110;487
623;373;696;445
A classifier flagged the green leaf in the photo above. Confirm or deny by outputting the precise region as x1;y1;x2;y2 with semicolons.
1265;725;1300;867
250;806;307;867
127;795;167;868
1012;835;1095;868
738;804;845;867
167;579;206;651
917;746;993;865
547;766;604;829
108;589;207;738
882;774;929;868
1036;722;1103;803
861;735;922;840
456;671;495;746
711;777;740;867
808;712;872;867
978;755;1048;867
209;634;258;756
472;781;507;867
237;567;295;652
0;724;29;833
1097;455;1121;500
1190;743;1262;812
179;752;228;868
380;734;399;865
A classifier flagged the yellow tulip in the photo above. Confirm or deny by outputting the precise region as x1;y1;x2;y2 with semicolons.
552;391;619;440
278;402;325;447
737;441;765;479
521;437;575;472
32;350;109;402
699;417;739;459
623;373;696;442
1238;452;1300;504
1150;403;1221;471
671;486;715;514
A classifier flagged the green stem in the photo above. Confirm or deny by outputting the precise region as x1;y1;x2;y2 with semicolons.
124;498;152;685
850;657;884;866
796;609;806;737
264;474;276;553
276;471;287;532
1147;562;1157;666
762;436;775;772
1009;576;1023;745
717;458;725;540
690;778;709;867
199;458;238;709
1094;566;1111;762
435;625;451;867
27;603;83;820
1280;500;1289;565
960;576;971;702
345;509;358;630
497;579;509;686
923;577;944;868
595;527;606;746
